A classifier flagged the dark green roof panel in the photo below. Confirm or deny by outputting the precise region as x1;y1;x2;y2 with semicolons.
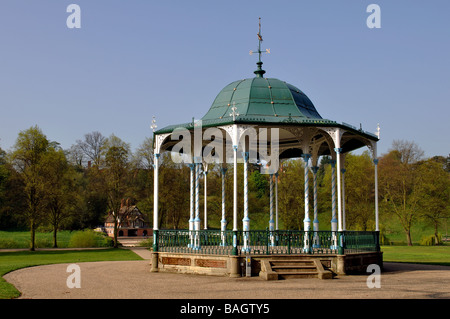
201;77;322;122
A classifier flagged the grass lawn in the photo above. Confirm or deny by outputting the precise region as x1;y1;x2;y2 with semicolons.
381;245;450;266
0;230;112;249
0;248;143;299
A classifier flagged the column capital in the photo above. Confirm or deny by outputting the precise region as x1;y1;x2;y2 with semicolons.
341;168;346;174
193;156;202;163
373;158;379;165
311;166;319;174
221;167;228;174
154;153;160;158
330;159;336;167
301;153;311;162
241;151;249;161
334;148;343;154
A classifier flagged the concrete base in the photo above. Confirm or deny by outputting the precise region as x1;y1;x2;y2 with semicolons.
151;251;383;279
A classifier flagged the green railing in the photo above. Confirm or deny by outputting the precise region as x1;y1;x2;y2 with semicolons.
153;229;380;256
341;231;380;253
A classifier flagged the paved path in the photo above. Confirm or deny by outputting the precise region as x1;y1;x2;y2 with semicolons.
4;247;450;299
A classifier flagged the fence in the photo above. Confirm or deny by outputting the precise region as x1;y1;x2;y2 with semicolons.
153;229;380;256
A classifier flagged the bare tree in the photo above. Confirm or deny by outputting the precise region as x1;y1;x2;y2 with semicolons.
133;137;154;169
75;131;106;167
67;143;85;167
390;140;424;165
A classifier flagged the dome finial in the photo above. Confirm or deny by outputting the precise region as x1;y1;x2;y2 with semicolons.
249;17;270;77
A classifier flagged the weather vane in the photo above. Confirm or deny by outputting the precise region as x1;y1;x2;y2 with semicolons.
230;102;239;121
151;116;157;132
249;17;270;71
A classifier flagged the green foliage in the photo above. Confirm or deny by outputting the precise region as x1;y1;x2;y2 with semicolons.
420;234;442;246
68;229;113;248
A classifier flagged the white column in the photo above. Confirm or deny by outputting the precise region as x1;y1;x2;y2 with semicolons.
335;148;343;232
301;153;311;253
275;172;279;231
341;168;346;231
194;161;201;249
233;144;238;232
153;153;160;249
301;154;311;231
312;166;319;248
189;163;194;247
330;160;338;250
221;167;227;246
242;151;250;252
374;158;379;231
269;173;275;246
203;166;208;230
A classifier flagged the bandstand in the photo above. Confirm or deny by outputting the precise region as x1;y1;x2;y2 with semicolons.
150;23;382;279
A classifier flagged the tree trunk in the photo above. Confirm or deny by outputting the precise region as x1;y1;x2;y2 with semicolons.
434;222;440;246
53;225;58;248
406;229;413;246
113;219;119;248
30;220;36;251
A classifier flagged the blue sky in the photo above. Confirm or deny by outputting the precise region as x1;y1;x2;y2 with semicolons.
0;0;449;158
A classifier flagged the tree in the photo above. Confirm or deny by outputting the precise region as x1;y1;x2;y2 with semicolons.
344;152;375;230
390;140;424;165
158;158;189;229
416;158;450;244
40;148;78;247
95;134;131;248
0;146;13;228
10;126;50;250
379;141;424;246
277;159;305;230
133;137;154;170
75;131;106;167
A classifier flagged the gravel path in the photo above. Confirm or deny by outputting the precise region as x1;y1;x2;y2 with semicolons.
4;248;450;299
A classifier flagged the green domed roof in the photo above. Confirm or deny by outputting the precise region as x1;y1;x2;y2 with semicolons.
201;76;322;123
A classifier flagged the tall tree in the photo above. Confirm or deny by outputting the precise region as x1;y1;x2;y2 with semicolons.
277;159;305;230
379;141;424;246
40;148;78;247
95;134;131;248
75;131;106;167
344;152;375;230
0;146;12;228
10;126;50;250
416;158;450;244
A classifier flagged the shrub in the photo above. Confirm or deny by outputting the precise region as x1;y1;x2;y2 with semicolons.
35;238;52;248
379;232;391;245
420;234;442;246
97;233;114;247
68;230;98;248
0;238;20;249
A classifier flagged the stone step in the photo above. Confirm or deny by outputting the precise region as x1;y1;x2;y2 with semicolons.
276;271;319;279
271;265;317;271
259;258;333;280
270;260;315;267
